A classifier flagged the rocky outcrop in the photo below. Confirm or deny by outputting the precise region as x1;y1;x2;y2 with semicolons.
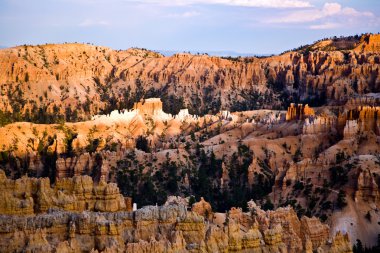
343;120;359;139
55;153;94;178
286;104;315;121
342;106;380;138
191;197;213;220
0;194;352;253
300;216;330;249
133;98;164;116
329;232;353;253
55;149;129;180
0;170;127;215
355;168;380;202
247;200;335;252
303;116;336;135
345;94;380;108
0;34;379;122
354;34;380;53
92;98;198;124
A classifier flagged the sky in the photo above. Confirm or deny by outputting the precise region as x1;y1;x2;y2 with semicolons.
0;0;379;54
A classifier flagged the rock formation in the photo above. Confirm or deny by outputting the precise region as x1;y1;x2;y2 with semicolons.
55;150;127;180
1;34;380;252
342;106;380;138
92;98;197;123
329;232;353;253
286;104;315;121
343;120;359;139
133;98;164;116
354;34;380;53
0;34;379;121
0;197;352;253
0;169;352;252
0;169;127;215
191;197;213;220
303;116;336;135
300;216;330;249
355;168;380;202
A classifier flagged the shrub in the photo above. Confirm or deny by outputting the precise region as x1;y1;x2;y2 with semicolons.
336;190;347;209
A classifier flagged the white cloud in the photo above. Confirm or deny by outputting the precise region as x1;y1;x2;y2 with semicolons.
167;11;201;18
322;2;341;16
310;22;340;30
136;0;312;8
266;2;376;25
78;19;110;27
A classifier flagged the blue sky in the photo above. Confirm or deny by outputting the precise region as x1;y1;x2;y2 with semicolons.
0;0;379;54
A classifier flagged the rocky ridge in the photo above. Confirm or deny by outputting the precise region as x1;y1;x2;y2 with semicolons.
0;169;128;215
0;171;352;253
0;34;379;122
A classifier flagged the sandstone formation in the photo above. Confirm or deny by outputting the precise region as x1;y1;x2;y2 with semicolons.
55;150;128;181
342;106;380;138
191;197;213;220
133;98;165;116
303;116;336;135
1;34;380;251
346;94;380;108
0;170;352;252
329;232;353;253
286;104;315;121
343;120;359;139
0;196;352;253
354;34;380;53
92;97;198;123
0;34;379;121
0;169;127;215
0;97;379;247
300;216;330;249
355;168;380;202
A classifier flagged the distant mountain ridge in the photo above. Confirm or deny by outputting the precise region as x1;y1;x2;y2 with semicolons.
157;49;265;57
0;34;379;125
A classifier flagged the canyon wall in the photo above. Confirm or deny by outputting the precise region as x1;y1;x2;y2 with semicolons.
286;104;315;121
0;35;379;121
0;170;352;253
0;169;128;215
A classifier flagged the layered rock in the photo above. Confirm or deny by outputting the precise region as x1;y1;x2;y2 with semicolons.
300;216;330;249
343;120;359;139
329;232;354;253
355;168;380;202
247;200;337;252
133;98;164;116
353;34;380;53
55;153;94;178
0;191;352;253
303;116;336;135
191;197;213;220
286;104;315;121
342;106;380;138
0;34;379;121
0;169;127;215
345;94;380;108
55;150;126;180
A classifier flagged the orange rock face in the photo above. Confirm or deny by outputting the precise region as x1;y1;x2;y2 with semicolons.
286;103;315;121
343;106;380;138
0;34;379;119
0;186;352;253
354;34;380;53
300;216;330;249
133;98;164;116
355;168;379;202
0;169;126;215
191;197;213;220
